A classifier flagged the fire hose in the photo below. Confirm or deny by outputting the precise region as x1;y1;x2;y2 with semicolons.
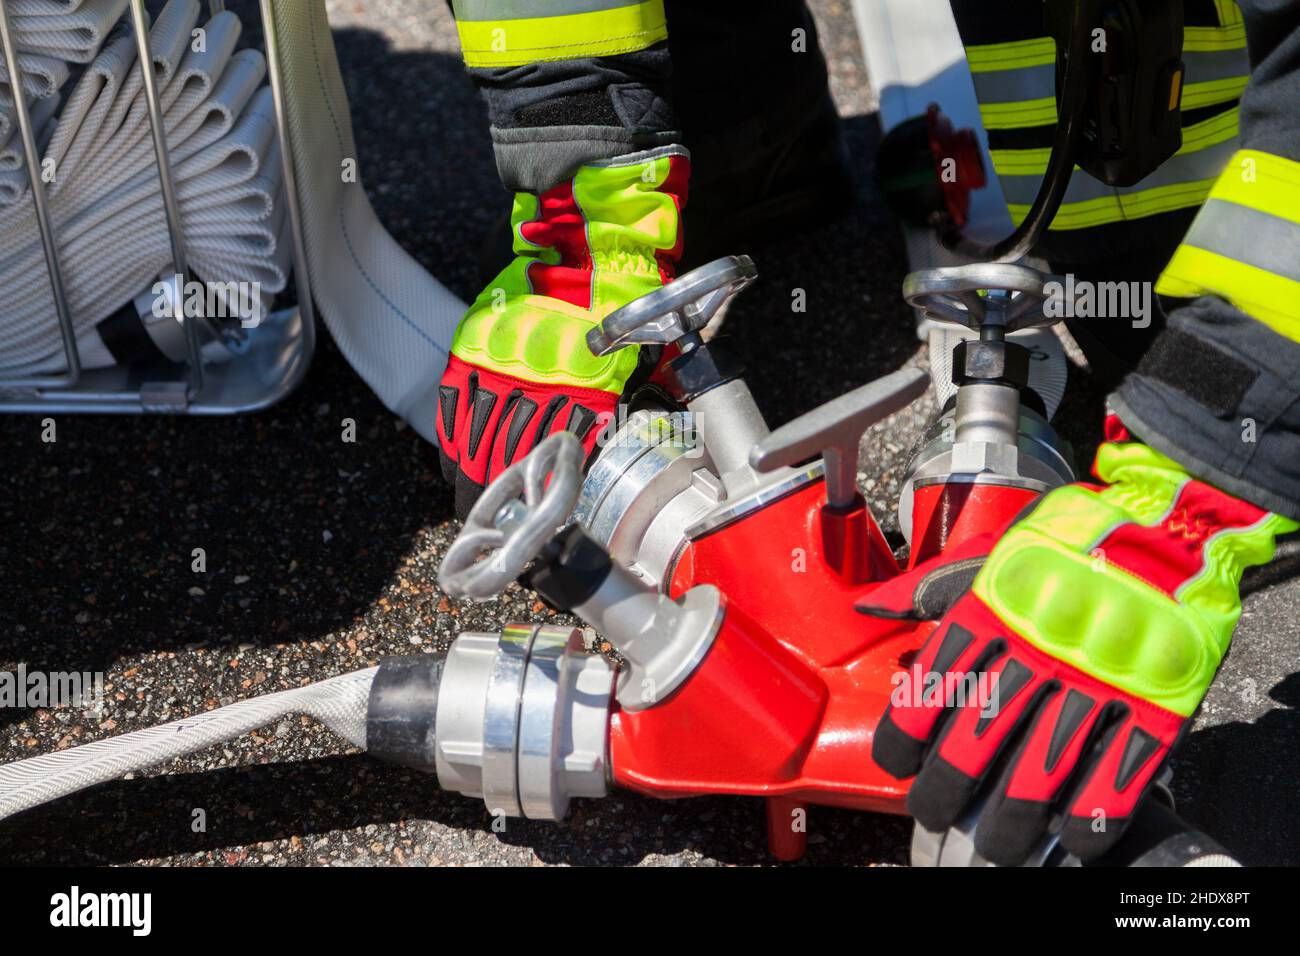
0;0;291;372
0;255;1242;867
0;668;375;821
1;48;68;106
0;0;123;120
1;0;464;441
7;0;126;62
262;0;463;441
0;94;54;176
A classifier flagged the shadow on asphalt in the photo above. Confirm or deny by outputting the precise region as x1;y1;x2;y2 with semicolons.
1177;672;1300;867
0;364;452;734
0;754;913;866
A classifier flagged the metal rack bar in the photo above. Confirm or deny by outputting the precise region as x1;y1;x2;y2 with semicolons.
127;0;204;399
260;0;318;364
0;0;82;390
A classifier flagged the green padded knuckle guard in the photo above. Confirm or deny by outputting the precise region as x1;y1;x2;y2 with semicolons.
451;292;639;390
972;443;1294;716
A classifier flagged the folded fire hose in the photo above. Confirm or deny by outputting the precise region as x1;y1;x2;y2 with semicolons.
1;0;291;372
8;0;126;61
1;50;70;103
1;0;463;441
0;0;119;104
0;92;54;172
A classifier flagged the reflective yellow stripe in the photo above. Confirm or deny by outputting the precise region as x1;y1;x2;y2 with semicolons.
1156;150;1300;340
988;148;1052;177
1184;23;1247;51
967;25;1245;131
456;2;667;68
990;108;1239;177
967;21;1249;229
1181;74;1248;108
981;75;1245;131
1177;106;1241;152
1214;0;1243;26
968;24;1247;70
978;97;1058;129
1203;149;1300;224
1158;246;1300;341
965;36;1056;72
1116;178;1217;218
1008;178;1216;230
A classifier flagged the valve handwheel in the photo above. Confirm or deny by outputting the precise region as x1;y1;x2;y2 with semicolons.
587;255;758;355
902;262;1063;333
439;432;585;601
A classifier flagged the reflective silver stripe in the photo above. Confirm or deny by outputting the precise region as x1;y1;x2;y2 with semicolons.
997;136;1238;205
1183;199;1300;282
970;63;1055;105
970;46;1247;106
451;0;650;21
1183;45;1251;85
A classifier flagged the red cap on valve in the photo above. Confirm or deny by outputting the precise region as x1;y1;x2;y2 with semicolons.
924;103;987;228
877;103;987;229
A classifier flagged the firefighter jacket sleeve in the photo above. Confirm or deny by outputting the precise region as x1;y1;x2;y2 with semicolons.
448;0;679;192
1112;0;1300;521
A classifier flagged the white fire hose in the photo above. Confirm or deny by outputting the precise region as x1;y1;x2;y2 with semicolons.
0;93;53;173
1;50;69;104
7;0;126;62
0;0;117;108
1;0;464;442
1;0;291;372
0;667;376;822
264;0;463;442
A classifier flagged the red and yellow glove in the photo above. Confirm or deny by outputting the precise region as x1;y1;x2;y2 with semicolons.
860;419;1296;864
437;148;689;518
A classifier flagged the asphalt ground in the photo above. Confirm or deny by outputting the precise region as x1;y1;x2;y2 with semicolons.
1;0;1297;867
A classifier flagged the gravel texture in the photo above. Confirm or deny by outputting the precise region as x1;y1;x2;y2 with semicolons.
0;0;1296;867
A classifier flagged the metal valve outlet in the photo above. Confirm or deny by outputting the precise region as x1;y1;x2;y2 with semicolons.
577;254;935;582
897;262;1077;545
439;430;585;601
429;621;617;822
574;256;777;586
431;430;726;821
439;431;725;711
432;435;618;820
589;255;773;499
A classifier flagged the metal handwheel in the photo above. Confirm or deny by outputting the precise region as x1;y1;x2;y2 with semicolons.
902;262;1064;333
438;432;585;601
586;255;757;355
